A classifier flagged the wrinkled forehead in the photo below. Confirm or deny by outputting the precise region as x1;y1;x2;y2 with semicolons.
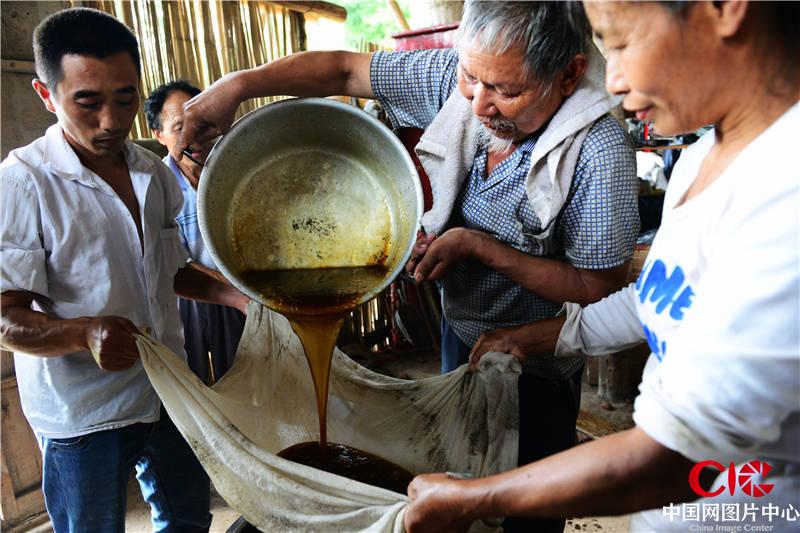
584;2;648;41
458;39;532;85
160;91;193;122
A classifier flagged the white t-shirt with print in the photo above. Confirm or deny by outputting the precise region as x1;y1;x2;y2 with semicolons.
630;104;800;530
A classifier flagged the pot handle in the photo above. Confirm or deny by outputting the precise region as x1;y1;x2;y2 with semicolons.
183;134;222;167
182;148;204;166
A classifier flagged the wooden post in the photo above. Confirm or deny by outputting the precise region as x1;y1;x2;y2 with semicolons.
1;351;48;530
387;0;410;30
597;344;650;403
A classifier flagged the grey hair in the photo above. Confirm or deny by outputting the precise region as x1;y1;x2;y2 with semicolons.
457;1;590;86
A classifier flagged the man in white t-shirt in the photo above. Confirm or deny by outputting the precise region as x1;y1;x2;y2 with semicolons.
0;8;248;532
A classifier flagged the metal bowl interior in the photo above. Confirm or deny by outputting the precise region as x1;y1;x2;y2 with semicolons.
197;97;423;315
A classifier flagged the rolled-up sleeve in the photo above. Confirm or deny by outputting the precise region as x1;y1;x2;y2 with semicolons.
0;175;49;297
556;283;646;357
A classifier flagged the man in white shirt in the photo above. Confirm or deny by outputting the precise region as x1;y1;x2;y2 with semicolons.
0;8;248;532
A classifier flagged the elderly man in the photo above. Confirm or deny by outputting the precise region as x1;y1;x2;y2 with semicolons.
145;80;246;385
175;2;638;532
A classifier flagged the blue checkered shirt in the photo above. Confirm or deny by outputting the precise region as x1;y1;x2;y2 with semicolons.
164;155;246;381
370;49;639;378
164;156;218;269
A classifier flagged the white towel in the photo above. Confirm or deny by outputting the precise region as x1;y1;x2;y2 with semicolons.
415;45;620;239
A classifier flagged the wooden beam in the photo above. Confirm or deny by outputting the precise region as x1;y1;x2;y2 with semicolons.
1;60;36;75
576;409;631;440
270;1;347;22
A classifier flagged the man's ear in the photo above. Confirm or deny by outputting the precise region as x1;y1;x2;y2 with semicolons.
152;129;167;147
31;79;57;114
559;54;588;97
706;0;749;39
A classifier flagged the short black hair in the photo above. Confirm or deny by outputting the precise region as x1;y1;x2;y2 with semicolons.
144;81;202;131
33;8;141;89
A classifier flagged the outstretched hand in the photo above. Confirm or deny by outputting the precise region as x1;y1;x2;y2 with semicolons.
468;317;565;371
85;316;142;371
405;230;437;278
411;228;482;282
404;473;474;533
172;72;245;161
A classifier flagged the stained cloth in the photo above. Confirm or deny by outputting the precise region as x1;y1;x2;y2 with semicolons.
138;303;522;532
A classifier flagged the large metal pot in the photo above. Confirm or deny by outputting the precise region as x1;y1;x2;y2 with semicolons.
197;97;423;315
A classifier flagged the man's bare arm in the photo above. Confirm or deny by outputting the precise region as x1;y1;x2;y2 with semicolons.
174;51;373;158
405;427;699;532
235;50;374;101
173;263;249;314
0;290;140;371
414;227;630;305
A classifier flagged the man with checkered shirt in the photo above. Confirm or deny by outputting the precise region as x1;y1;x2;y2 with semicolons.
174;3;638;532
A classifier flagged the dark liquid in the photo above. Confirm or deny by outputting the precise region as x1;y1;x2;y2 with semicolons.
240;266;389;454
285;313;343;453
240;266;389;316
278;441;414;495
230;442;413;532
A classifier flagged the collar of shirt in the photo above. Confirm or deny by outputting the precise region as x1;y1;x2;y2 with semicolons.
165;154;196;195
511;134;537;169
39;124;157;194
474;133;539;191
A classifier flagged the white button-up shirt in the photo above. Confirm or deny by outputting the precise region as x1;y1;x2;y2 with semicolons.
0;124;189;438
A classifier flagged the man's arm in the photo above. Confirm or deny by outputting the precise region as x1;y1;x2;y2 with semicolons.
174;51;373;159
186;260;231;285
0;290;140;371
467;316;565;370
413;227;629;305
173;263;249;314
404;427;698;533
468;283;645;369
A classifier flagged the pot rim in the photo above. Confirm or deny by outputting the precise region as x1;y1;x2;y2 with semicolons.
197;96;424;314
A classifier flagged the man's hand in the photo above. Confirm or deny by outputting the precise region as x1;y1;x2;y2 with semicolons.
84;316;141;371
174;264;252;313
233;291;251;315
412;228;486;282
405;474;474;533
405;230;437;278
468;317;565;371
172;72;246;161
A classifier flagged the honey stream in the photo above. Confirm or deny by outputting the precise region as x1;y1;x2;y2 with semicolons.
240;266;389;460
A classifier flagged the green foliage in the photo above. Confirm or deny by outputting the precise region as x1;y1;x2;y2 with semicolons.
335;0;411;49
